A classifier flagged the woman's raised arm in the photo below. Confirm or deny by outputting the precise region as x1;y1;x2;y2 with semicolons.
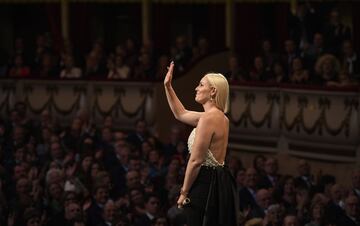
164;61;202;127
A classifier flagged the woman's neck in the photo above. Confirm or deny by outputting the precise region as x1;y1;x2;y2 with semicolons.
203;102;218;112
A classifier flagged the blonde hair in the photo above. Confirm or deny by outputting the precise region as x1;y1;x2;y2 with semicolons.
204;73;230;113
315;54;340;75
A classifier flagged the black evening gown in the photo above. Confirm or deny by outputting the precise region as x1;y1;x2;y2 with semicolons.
183;165;239;226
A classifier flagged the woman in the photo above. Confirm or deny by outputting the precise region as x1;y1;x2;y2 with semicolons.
273;175;296;209
253;154;266;176
314;54;340;85
164;61;238;226
289;58;309;84
304;201;324;226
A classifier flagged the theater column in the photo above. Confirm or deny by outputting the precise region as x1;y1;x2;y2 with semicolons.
225;0;234;53
61;0;70;43
290;0;297;15
142;0;151;44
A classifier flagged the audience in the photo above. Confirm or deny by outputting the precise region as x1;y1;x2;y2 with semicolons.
60;55;82;79
1;4;358;89
8;55;30;78
0;106;359;226
0;5;359;226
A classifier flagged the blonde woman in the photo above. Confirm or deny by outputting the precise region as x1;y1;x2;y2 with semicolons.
164;61;238;226
314;54;340;84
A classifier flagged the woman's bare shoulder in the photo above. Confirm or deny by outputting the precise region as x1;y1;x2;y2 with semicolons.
199;110;228;124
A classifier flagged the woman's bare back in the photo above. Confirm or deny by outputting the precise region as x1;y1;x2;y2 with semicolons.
201;110;229;164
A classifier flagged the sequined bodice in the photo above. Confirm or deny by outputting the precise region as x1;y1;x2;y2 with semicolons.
187;128;224;167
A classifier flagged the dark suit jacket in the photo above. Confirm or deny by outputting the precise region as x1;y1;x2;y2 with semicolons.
127;132;147;148
46;211;72;226
134;213;152;226
239;187;257;211
294;176;315;191
352;188;360;200
342;56;360;81
258;174;279;189
249;204;265;219
336;215;359;226
324;201;345;225
86;202;103;226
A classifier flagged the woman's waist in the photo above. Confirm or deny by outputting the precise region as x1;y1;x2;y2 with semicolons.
195;165;228;182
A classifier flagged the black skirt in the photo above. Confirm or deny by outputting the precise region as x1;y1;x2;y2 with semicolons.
183;165;239;226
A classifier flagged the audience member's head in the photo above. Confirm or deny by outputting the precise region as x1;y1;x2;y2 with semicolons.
309;201;324;223
126;170;141;189
330;183;344;202
65;202;82;221
264;157;278;176
245;167;258;189
23;208;41;226
297;159;311;177
236;168;246;188
283;214;299;226
352;169;360;190
253;155;266;174
151;215;169;226
256;189;271;209
284;40;296;54
266;204;283;226
144;193;160;216
344;195;359;218
92;184;109;205
315;54;340;80
313;33;324;47
102;199;116;223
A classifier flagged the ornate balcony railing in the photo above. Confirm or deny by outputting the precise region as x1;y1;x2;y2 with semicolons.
1;79;359;162
229;84;360;163
0;79;155;130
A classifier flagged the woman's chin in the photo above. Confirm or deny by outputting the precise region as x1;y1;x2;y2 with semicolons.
194;98;203;104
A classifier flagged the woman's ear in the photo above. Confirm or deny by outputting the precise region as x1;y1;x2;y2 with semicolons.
211;87;217;97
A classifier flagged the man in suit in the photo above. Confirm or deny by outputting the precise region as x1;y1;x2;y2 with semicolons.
295;159;315;191
258;157;280;189
337;195;360;226
239;167;258;211
324;184;346;225
250;189;271;218
341;40;360;81
282;39;299;77
135;193;161;226
86;184;110;226
47;202;82;226
97;200;116;226
127;119;149;148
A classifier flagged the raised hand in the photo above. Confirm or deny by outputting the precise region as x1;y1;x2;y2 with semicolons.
164;61;174;87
